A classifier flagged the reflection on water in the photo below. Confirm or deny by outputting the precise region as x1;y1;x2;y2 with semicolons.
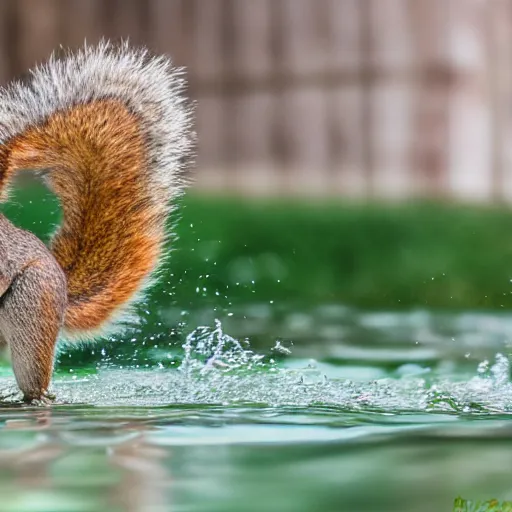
2;410;512;512
0;418;169;512
0;307;511;511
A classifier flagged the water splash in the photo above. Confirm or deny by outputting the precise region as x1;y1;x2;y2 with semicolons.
1;317;512;420
50;319;329;407
180;319;267;377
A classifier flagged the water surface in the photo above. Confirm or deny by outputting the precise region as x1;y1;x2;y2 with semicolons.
1;306;512;512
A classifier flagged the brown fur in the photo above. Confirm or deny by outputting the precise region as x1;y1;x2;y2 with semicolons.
0;99;170;401
0;43;193;402
1;99;163;335
0;215;67;401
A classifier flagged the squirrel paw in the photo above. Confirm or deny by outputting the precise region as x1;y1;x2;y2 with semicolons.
23;392;56;407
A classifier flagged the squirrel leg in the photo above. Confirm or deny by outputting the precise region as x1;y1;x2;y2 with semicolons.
0;262;67;403
0;331;13;400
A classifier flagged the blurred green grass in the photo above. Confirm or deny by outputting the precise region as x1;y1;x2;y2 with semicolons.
453;496;512;511
4;177;512;315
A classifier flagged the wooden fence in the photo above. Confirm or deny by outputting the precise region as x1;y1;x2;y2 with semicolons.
0;0;511;201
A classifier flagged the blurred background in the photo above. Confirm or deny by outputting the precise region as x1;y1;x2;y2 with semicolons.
0;0;508;201
3;0;512;316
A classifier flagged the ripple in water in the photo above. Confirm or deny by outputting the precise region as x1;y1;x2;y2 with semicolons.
21;319;505;419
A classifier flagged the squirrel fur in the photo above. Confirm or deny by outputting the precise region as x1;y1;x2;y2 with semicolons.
0;41;194;402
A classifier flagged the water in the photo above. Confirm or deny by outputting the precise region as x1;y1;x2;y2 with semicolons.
1;306;512;511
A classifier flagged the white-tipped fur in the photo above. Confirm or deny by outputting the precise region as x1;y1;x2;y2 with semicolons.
0;40;195;339
0;40;195;201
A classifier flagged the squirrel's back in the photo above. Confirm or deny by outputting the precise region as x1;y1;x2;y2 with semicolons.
0;41;194;338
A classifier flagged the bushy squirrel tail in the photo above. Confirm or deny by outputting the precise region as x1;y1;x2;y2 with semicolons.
0;41;194;338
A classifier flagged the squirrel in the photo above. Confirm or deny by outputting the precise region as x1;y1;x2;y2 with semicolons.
0;41;194;403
